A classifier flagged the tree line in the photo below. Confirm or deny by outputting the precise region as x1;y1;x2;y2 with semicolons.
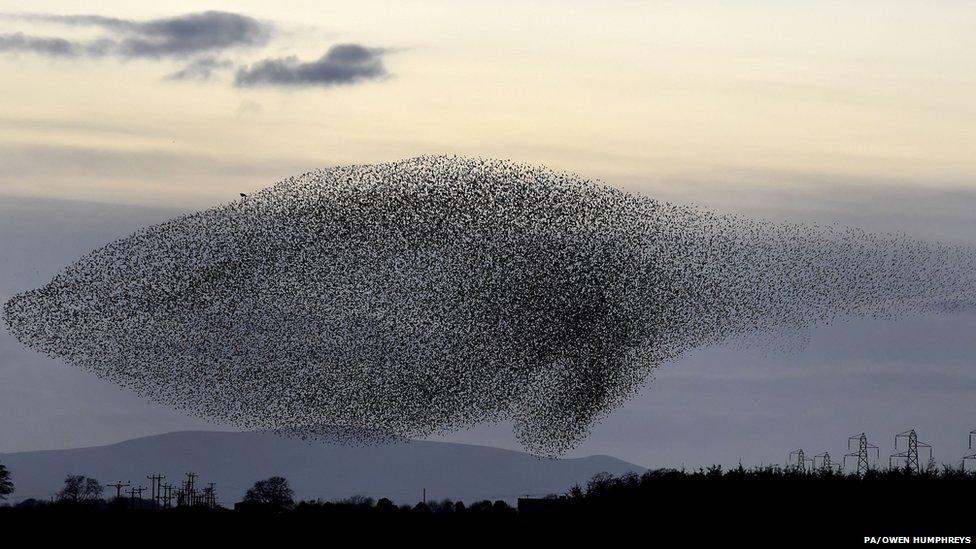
4;459;976;514
0;462;517;514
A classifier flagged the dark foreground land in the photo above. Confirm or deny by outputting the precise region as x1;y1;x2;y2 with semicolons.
3;466;974;546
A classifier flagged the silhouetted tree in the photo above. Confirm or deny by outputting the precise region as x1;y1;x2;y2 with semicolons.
243;476;294;511
16;498;49;508
491;500;513;513
339;495;374;508
375;497;396;512
437;498;456;513
428;498;454;513
0;463;12;500
57;475;103;504
468;500;493;512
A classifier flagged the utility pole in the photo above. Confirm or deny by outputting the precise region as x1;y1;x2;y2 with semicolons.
844;433;879;475
185;472;198;506
161;483;175;509
107;481;130;500
147;474;165;509
788;449;814;472
126;485;146;505
204;482;217;509
890;429;932;473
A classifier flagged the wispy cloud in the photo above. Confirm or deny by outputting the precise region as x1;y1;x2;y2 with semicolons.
0;11;271;59
235;44;388;88
237;100;264;116
165;57;234;81
0;32;114;57
6;13;137;30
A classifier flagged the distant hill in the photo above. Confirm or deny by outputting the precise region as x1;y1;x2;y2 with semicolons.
0;431;644;505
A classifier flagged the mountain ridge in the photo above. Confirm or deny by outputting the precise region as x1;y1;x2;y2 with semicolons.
0;430;645;505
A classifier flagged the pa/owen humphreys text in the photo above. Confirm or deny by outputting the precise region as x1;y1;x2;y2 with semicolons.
864;537;971;545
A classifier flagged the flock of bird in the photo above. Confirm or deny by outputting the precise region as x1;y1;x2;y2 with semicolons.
4;156;976;455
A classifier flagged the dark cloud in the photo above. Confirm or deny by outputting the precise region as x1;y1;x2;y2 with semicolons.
235;44;388;87
0;32;81;56
0;11;270;59
165;57;234;81
0;12;391;91
117;11;271;58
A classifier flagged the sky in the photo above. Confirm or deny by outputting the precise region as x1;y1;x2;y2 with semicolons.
1;1;974;208
1;1;976;470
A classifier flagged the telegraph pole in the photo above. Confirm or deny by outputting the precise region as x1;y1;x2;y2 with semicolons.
204;482;217;509
147;474;165;509
107;481;130;500
185;472;198;506
161;483;175;509
844;433;879;475
126;485;146;505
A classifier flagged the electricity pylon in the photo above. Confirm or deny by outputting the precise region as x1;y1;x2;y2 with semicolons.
889;429;932;473
962;430;976;471
788;449;814;472
813;451;841;473
844;433;879;475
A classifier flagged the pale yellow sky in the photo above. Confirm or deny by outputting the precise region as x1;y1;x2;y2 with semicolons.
0;0;974;208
